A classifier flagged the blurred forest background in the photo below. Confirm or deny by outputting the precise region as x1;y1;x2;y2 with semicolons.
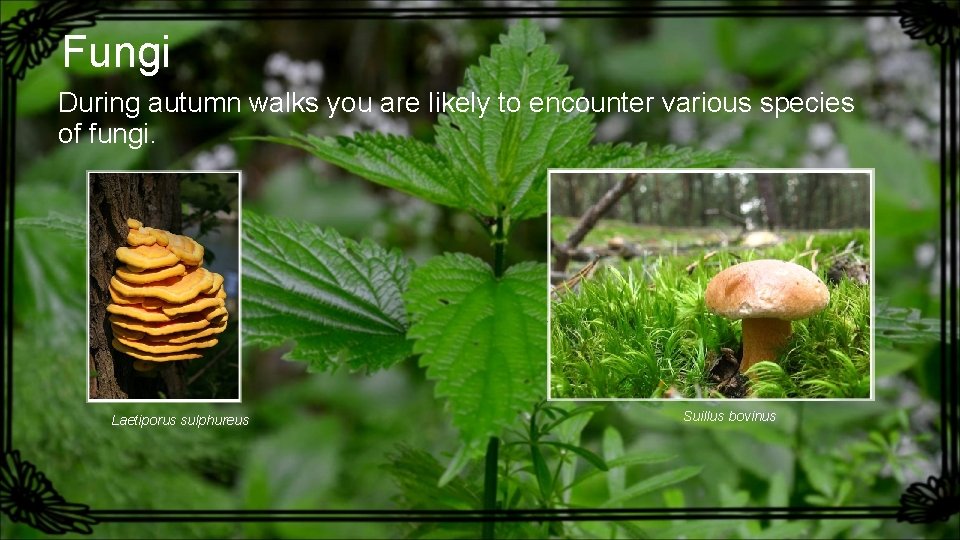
551;172;871;231
3;1;955;538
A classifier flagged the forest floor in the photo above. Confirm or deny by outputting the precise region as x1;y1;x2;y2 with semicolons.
549;222;871;399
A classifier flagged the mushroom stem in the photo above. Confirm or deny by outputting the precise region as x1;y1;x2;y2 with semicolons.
740;318;792;373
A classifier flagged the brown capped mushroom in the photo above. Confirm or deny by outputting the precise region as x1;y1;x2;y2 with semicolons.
705;259;829;372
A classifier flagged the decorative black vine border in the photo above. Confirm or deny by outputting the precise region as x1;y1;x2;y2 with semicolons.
0;0;957;535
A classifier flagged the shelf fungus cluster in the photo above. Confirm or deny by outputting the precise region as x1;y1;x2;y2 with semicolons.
108;218;228;371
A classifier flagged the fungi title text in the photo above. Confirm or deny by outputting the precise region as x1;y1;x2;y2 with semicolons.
65;35;169;77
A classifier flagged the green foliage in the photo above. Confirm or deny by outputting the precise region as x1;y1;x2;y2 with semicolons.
9;311;236;539
551;231;873;399
839;117;936;238
406;254;547;449
384;402;698;539
258;20;731;224
716;19;835;83
242;417;343;511
242;211;413;372
180;173;237;240
875;301;943;347
12;141;144;335
13;212;86;339
383;445;485;539
262;132;465;211
602;19;714;88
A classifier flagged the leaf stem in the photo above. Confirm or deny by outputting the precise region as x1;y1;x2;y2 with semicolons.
482;436;500;539
493;215;506;278
483;214;506;540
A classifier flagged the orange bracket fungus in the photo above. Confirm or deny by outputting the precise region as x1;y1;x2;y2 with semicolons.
108;218;228;368
705;259;829;373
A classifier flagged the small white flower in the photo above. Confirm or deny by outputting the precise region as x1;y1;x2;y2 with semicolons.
285;61;307;86
808;123;835;150
915;243;936;267
304;61;324;83
263;79;284;97
265;52;291;77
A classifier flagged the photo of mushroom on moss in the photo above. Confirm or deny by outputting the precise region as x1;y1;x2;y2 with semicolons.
549;170;872;399
88;172;240;401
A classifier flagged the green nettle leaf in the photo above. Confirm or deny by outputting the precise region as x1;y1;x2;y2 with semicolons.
405;254;547;448
568;142;734;170
13;212;86;342
600;466;703;508
875;300;944;347
242;211;413;371
433;20;594;220
15;212;85;240
255;132;465;210
384;445;481;510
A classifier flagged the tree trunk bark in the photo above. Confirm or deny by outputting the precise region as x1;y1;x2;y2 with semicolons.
727;174;740;220
803;175;820;229
564;176;581;216
698;174;708;226
679;175;692;226
88;172;186;399
628;188;641;224
653;175;663;224
756;173;782;229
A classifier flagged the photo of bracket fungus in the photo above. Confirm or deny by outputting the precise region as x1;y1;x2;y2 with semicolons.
88;171;239;401
108;218;229;368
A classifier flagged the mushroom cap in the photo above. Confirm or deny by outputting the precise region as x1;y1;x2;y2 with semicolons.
107;302;176;323
607;236;625;250
148;315;228;344
112;339;202;361
116;334;220;354
162;232;204;265
111;324;146;341
206;272;224;295
161;290;225;317
705;259;829;320
116;244;181;270
110;310;216;336
127;229;157;246
110;266;215;304
115;263;186;284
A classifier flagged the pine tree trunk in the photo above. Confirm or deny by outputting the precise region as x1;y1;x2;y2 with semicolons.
756;173;782;229
88;172;186;399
